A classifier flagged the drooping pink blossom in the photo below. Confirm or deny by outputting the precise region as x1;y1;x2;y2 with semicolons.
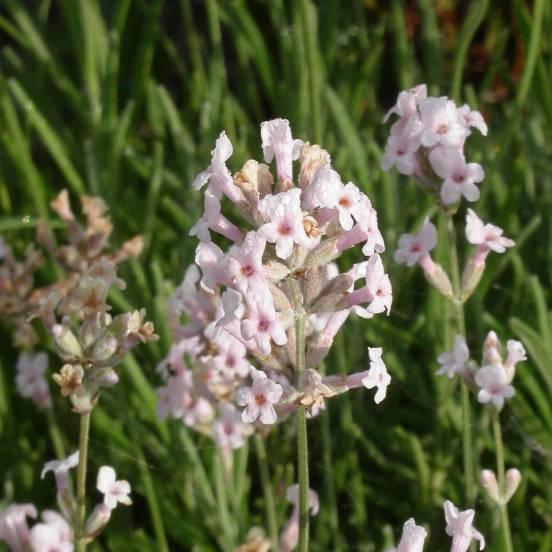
458;105;488;136
41;451;79;494
465;209;514;265
443;500;485;552
0;503;37;551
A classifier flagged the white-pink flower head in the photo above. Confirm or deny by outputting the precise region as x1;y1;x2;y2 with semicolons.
361;347;391;404
474;365;515;409
15;352;51;409
228;232;268;294
193;131;242;203
429;147;483;205
241;292;287;356
235;367;283;424
419;97;469;148
436;335;470;378
258;189;313;259
387;518;427;552
260;118;303;181
0;503;37;551
29;510;72;552
96;466;132;510
213;404;250;450
465;209;514;262
393;217;437;268
41;451;79;494
443;500;485;552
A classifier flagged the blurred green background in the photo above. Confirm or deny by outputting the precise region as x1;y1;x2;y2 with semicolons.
0;0;551;550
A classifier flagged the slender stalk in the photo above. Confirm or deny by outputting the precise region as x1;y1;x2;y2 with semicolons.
288;278;310;552
492;412;514;552
214;452;234;550
254;434;279;551
445;213;476;506
76;412;91;552
46;407;66;460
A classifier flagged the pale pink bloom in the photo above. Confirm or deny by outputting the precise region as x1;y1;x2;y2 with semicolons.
475;365;515;408
182;395;215;427
393;217;437;268
387;518;427;552
428;148;483;205
156;339;192;379
381;131;421;175
213;288;244;340
0;503;37;551
210;331;249;379
235;367;283;424
280;484;319;552
96;466;132;510
383;84;427;125
29;511;73;552
195;241;229;293
443;500;485;552
190;190;245;244
213;404;249;449
258;189;313;259
436;336;470;378
241;293;287;356
458;104;488;136
336;211;386;258
15;352;51;409
504;340;526;376
303;166;341;211
41;451;79;493
193;131;243;203
228;232;268;294
156;372;192;419
361;347;391;404
419;97;469;148
465;209;514;264
505;468;522;501
260;118;303;181
343;254;392;317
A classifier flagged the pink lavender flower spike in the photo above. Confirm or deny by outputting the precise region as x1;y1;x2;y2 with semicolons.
386;518;427;552
235;367;283;424
444;500;485;552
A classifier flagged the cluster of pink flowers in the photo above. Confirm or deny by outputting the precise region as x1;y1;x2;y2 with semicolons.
157;118;393;448
388;500;485;552
436;331;526;409
0;451;131;551
381;84;487;206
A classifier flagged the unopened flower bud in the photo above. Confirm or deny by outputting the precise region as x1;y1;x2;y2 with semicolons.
84;504;111;539
505;468;522;502
304;237;339;268
70;386;95;415
53;325;84;359
461;258;485;302
423;263;453;299
480;469;500;503
92;367;119;388
92;336;118;362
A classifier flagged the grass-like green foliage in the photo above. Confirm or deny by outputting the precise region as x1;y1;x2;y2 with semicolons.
0;1;551;550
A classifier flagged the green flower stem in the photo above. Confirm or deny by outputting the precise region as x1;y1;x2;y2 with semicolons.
492;411;514;552
288;278;310;552
46;406;66;460
445;212;476;506
76;411;91;552
254;434;279;551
